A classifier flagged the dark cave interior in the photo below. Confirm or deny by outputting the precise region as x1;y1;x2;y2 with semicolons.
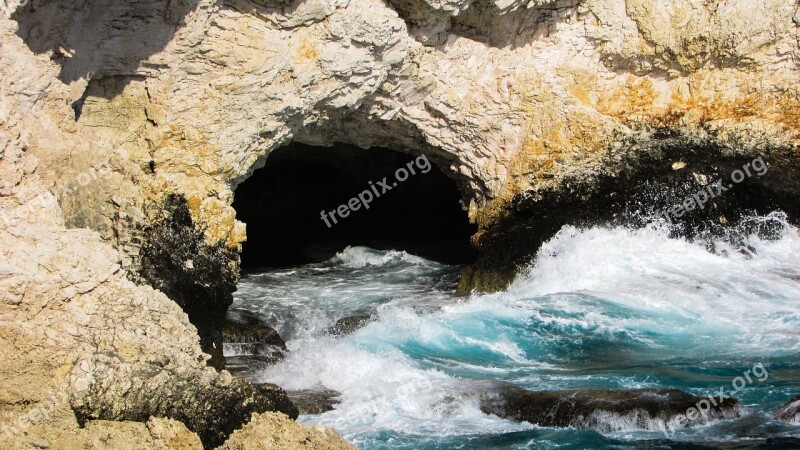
233;142;478;269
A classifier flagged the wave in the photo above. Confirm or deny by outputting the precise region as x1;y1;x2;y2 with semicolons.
239;213;800;446
327;246;431;269
502;212;800;356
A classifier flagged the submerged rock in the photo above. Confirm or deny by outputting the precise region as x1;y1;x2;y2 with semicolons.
773;395;800;424
479;384;740;433
327;314;375;337
287;389;342;415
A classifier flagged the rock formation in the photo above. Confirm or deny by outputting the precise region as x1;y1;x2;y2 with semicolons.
479;384;741;432
217;412;356;450
1;0;798;447
774;395;800;424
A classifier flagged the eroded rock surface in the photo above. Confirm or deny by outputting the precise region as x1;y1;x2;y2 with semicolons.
217;412;356;450
223;320;288;377
2;417;203;450
223;320;288;352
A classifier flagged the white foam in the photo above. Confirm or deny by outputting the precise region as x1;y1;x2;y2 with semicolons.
506;214;800;354
244;214;800;442
258;332;532;438
328;246;429;268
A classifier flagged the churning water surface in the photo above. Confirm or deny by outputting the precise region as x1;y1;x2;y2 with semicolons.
230;213;800;449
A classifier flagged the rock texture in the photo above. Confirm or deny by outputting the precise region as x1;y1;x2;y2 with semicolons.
223;320;287;353
774;395;800;424
479;384;741;432
3;416;203;450
1;0;799;447
217;412;356;450
327;314;376;337
223;320;288;378
7;0;795;297
286;389;342;415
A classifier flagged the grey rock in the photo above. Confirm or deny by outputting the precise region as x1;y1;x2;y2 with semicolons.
774;395;800;424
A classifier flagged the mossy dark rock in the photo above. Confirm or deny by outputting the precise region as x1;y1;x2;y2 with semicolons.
479;383;740;432
327;314;375;337
223;320;287;351
286;389;342;415
137;194;239;369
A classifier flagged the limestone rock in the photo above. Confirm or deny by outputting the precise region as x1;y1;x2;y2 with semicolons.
216;412;356;450
3;418;203;450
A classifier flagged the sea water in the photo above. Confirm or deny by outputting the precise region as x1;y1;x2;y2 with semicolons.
230;212;800;449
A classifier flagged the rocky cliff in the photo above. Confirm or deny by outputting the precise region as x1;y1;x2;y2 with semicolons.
1;0;798;447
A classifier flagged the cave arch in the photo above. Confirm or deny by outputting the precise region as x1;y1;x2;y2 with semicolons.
233;142;477;268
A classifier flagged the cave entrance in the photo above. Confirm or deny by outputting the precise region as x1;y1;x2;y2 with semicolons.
233;142;477;269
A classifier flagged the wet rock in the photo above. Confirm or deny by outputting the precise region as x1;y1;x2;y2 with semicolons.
225;355;285;380
222;320;287;375
327;314;375;337
223;320;287;351
479;383;740;433
286;389;342;415
460;139;800;294
773;395;800;424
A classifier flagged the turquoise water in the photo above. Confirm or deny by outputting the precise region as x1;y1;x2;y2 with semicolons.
230;213;800;449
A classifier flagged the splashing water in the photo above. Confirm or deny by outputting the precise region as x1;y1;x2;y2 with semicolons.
231;213;800;449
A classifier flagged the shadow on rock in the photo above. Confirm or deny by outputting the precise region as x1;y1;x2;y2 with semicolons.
12;0;200;85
